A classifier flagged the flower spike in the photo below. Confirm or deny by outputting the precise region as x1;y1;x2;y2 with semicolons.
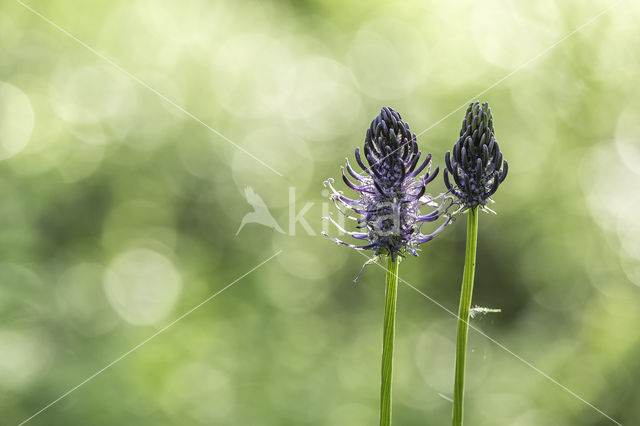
323;107;452;262
444;101;508;209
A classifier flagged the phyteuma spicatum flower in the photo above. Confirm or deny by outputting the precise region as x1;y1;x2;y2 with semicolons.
323;107;452;263
444;101;508;211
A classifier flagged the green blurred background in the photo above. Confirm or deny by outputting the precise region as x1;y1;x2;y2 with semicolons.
1;0;639;424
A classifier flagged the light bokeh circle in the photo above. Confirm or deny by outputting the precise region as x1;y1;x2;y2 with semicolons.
0;82;35;160
104;248;181;325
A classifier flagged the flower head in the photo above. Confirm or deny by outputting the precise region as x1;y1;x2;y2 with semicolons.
323;107;451;262
444;101;508;209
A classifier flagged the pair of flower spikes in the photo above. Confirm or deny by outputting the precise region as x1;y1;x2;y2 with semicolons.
323;102;508;265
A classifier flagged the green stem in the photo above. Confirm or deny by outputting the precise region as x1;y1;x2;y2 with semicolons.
452;207;479;426
380;256;399;426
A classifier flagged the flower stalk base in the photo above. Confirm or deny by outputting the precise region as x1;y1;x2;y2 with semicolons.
452;207;479;426
380;256;399;426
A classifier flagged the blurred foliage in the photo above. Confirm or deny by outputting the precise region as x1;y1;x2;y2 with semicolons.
1;0;640;425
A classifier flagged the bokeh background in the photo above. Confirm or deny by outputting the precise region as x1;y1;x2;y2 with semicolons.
1;0;639;424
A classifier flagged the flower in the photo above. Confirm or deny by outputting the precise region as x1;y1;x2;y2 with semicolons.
444;101;508;209
323;107;451;262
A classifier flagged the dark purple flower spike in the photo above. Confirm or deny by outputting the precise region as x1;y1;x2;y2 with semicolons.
323;107;452;263
444;101;508;209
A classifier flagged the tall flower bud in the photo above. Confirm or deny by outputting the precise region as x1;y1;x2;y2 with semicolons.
444;102;508;208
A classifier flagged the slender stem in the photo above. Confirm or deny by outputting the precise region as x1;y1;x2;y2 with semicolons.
452;207;479;426
380;256;399;426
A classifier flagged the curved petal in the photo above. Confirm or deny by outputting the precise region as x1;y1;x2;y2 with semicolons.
409;153;431;178
346;158;366;182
